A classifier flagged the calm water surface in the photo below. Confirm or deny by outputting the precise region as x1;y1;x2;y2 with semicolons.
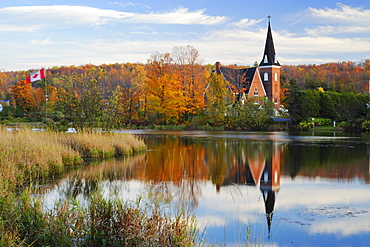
42;130;370;246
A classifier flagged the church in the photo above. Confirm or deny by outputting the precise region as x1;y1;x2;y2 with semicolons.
215;19;281;108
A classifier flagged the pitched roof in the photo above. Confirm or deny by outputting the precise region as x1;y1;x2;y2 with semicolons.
218;67;257;93
259;20;280;67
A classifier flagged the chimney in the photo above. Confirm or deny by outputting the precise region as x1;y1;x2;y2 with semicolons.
215;61;221;74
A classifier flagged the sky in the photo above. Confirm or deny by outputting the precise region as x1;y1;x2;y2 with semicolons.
0;0;369;71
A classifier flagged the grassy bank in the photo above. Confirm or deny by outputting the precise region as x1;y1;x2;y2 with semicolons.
0;128;146;192
0;128;199;246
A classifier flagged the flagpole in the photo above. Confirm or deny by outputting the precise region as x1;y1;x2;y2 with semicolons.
45;75;48;124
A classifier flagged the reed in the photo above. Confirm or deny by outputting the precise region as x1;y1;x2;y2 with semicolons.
0;187;199;246
63;131;146;158
0;127;146;191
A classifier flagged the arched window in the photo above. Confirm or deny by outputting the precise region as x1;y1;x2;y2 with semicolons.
275;72;278;81
254;87;259;97
264;72;268;81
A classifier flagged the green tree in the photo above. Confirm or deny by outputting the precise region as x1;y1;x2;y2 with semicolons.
283;79;306;124
225;99;272;130
319;92;337;120
205;72;231;125
58;79;103;132
303;90;321;117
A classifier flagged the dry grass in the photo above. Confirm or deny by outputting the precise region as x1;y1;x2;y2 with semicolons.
63;131;146;158
0;127;146;191
0;188;199;247
0;128;200;246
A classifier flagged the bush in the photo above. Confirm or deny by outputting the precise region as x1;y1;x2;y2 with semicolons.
361;120;370;131
299;120;315;130
313;118;332;126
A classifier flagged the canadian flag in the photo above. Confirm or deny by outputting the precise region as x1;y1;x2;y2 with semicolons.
26;68;46;83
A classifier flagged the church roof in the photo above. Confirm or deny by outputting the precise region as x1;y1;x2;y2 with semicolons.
259;19;280;67
218;66;257;93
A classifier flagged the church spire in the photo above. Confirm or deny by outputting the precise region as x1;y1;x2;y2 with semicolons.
259;16;280;67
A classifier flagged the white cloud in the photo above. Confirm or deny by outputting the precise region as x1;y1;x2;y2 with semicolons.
31;38;54;45
300;3;370;37
0;5;227;30
0;24;38;32
109;1;151;10
306;25;370;36
231;18;263;28
309;217;370;236
1;3;370;71
308;3;370;26
126;7;228;25
0;5;133;27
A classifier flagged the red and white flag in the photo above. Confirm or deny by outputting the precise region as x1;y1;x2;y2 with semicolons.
26;68;46;83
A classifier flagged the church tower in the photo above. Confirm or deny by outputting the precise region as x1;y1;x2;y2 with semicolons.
259;17;281;107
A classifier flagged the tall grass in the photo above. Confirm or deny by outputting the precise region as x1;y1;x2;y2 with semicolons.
0;128;202;246
0;127;146;191
63;131;146;158
0;187;198;246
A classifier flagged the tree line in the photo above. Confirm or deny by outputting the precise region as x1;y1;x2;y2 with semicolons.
1;47;370;131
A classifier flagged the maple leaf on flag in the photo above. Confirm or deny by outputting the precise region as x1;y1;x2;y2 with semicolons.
26;69;46;83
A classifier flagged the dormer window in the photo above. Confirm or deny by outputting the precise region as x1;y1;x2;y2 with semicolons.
274;55;277;63
264;72;268;81
264;55;268;63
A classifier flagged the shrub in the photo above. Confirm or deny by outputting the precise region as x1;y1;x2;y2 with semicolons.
299;120;315;130
313;118;332;126
361;120;370;131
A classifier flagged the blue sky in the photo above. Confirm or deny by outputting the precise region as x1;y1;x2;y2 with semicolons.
0;0;369;71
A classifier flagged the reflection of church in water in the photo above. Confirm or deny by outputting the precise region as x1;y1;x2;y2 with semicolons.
216;142;281;235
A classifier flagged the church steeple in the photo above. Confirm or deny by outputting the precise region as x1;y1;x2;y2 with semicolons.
259;16;280;67
258;16;281;108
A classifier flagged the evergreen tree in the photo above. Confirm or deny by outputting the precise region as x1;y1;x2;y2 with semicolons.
283;79;306;124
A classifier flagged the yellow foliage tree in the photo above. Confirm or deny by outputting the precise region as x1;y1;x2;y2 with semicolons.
172;45;208;117
145;52;186;124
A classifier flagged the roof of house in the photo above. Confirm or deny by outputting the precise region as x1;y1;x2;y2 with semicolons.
218;66;257;93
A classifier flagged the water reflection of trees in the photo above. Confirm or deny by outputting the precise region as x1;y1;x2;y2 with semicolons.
284;142;369;182
46;134;370;213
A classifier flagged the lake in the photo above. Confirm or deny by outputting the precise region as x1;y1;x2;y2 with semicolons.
41;130;370;246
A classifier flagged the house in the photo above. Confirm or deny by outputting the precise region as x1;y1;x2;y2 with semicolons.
215;19;281;108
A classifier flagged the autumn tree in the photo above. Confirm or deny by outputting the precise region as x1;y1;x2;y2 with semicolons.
0;72;11;100
172;45;207;121
32;80;58;120
116;64;146;125
10;80;37;115
145;52;186;124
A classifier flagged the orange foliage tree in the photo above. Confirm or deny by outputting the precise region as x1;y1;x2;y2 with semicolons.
145;52;186;124
10;80;37;114
172;45;208;120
